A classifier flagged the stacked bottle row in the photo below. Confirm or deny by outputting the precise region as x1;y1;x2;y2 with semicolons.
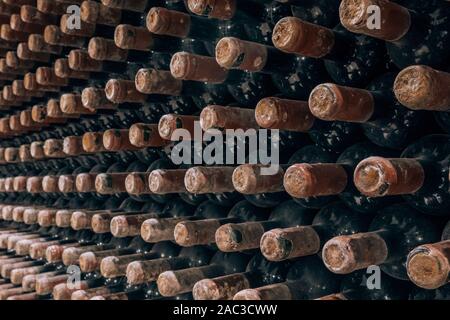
0;0;448;300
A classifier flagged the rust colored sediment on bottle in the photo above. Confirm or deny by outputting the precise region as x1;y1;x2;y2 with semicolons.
215;37;268;72
91;212;119;233
146;7;191;38
0;60;27;75
12;205;27;222
42;175;60;193
63;136;84;156
35;274;70;295
125;172;152;195
148;169;188;194
68;49;103;71
200;105;258;131
13;175;28;192
20;110;43;128
55;210;74;228
6;52;35;69
23;208;40;224
10;14;46;34
60;14;96;37
407;240;450;289
95;172;128;194
1;204;14;220
32;105;67;124
43;139;65;158
260;226;321;261
28;34;62;55
174;219;223;246
100;253;147;278
17;43;51;62
37;0;69;15
105;79;147;103
233;284;293;300
103;129;140;151
54;58;90;80
135;68;183;95
52;280;90;300
232;164;284;194
0;25;29;42
0;287;27;300
272;17;335;58
21;5;58;25
141;217;187;243
58;175;76;193
129;123;168;148
193;273;251;300
71;210;95;230
339;0;411;41
114;24;154;51
38;209;57;226
309;83;375;122
60;93;95;115
14;82;45;98
62;244;112;266
158;114;198;141
82;87;117;110
81;0;122;26
10;264;45;285
47;100;77;120
82;132;106;153
76;173;97;192
88;37;128;61
26;176;44;193
22;271;62;292
111;214;156;237
126;257;183;284
215;221;266;252
170;52;228;83
284;163;348;198
4;87;30;103
187;0;236;20
44;25;86;48
322;232;389;274
1;260;37;278
157;265;223;296
24;73;60;92
184;166;235;194
101;0;147;11
394;65;450;111
71;286;112;300
7;292;41;300
46;243;80;263
78;248;131;272
4;148;19;163
354;157;425;197
12;208;32;224
36;66;68;86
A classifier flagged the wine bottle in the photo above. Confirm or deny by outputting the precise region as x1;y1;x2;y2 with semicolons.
354;134;450;215
393;65;450;112
140;200;229;243
192;253;291;300
233;256;340;300
322;203;444;280
309;73;433;149
215;200;314;252
215;36;328;99
272;17;387;86
169;51;276;105
255;97;362;152
173;200;270;247
157;251;252;297
260;201;371;261
339;0;450;69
